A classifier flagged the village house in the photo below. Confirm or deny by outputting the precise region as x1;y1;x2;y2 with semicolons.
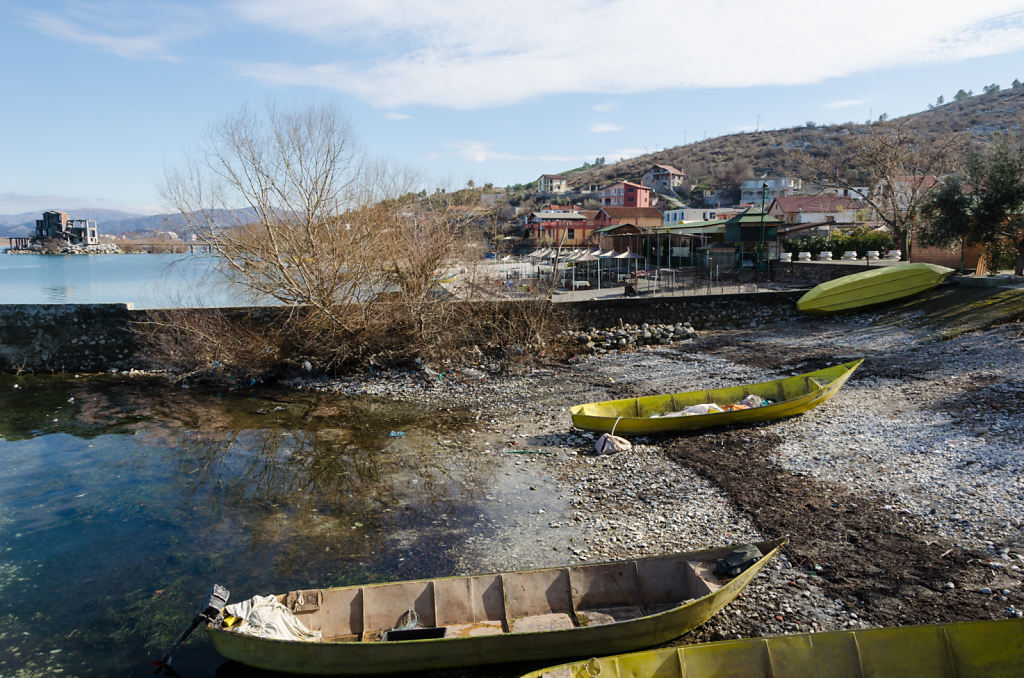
526;210;593;246
641;165;686;194
35;210;99;245
536;174;569;194
597;181;651;208
739;177;802;204
768;195;865;225
593;206;663;229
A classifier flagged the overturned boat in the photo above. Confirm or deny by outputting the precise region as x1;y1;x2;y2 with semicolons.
205;538;786;675
570;360;862;435
797;262;954;314
521;617;1024;678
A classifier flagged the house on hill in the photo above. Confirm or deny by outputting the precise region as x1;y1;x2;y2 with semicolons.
740;177;802;204
768;195;864;225
537;174;569;194
641;165;686;193
597;181;651;208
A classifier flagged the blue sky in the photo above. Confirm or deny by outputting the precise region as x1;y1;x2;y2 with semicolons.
3;0;1024;215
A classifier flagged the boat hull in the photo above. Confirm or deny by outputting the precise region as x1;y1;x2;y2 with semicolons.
206;539;786;675
521;618;1024;678
797;262;954;314
570;360;862;435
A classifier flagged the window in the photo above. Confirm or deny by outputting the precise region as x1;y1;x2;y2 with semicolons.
567;229;575;239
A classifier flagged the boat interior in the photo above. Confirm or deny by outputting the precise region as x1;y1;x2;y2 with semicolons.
274;554;732;642
576;373;836;419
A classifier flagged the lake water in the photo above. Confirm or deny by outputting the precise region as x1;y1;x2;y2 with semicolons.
0;254;252;308
0;375;565;676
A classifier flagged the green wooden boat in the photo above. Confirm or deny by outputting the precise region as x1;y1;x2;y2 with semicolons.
521;618;1024;677
570;360;862;435
206;538;786;675
797;262;954;314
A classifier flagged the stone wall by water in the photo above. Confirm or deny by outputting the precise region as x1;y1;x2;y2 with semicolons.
0;304;137;372
1;293;805;373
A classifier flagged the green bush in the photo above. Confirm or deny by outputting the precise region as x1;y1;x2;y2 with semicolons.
782;229;894;259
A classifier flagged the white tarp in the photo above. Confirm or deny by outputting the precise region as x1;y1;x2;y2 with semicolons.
225;595;323;641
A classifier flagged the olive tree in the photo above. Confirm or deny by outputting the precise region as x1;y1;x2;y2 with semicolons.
921;143;1024;275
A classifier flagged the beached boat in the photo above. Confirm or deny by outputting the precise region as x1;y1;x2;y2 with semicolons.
797;262;954;314
206;538;786;675
521;617;1024;678
570;360;862;435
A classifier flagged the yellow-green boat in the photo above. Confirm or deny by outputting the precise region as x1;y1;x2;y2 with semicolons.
521;618;1024;678
570;360;862;435
797;262;954;314
206;538;786;675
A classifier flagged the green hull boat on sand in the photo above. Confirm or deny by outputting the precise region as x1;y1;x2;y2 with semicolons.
797;262;954;314
206;539;786;675
522;618;1024;678
570;360;862;435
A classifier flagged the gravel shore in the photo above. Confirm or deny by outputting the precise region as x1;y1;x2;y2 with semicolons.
305;295;1024;674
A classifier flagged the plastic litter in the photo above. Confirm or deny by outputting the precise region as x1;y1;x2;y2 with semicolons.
387;431;406;437
594;433;632;455
740;394;765;408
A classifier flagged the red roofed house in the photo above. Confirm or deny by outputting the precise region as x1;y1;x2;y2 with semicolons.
768;195;865;225
598;181;651;208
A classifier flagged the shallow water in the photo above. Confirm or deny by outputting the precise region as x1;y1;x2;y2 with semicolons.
0;375;543;676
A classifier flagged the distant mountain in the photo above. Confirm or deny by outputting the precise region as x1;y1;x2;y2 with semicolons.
1;207;259;237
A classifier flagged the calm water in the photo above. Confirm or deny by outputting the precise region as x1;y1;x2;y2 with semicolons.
0;375;563;677
0;254;254;308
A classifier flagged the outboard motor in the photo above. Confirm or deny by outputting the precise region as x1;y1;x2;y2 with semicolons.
154;585;229;672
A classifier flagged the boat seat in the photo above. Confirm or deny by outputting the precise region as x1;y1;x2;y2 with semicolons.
444;620;505;638
576;605;644;627
508;613;577;633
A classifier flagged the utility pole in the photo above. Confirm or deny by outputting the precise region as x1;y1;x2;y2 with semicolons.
756;182;768;283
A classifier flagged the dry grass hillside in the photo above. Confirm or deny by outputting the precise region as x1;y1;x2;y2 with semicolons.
557;87;1024;196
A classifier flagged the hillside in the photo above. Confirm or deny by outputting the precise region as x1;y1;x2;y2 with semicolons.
0;208;146;237
558;86;1024;195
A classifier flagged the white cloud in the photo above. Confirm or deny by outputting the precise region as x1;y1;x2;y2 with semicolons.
22;4;206;61
383;111;411;120
592;102;615;112
826;99;867;109
229;1;1024;109
446;141;577;164
448;141;525;163
589;122;623;133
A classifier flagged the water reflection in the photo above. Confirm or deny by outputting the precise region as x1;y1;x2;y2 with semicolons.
0;375;507;677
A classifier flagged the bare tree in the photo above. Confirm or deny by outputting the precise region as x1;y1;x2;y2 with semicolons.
156;103;563;376
795;121;964;259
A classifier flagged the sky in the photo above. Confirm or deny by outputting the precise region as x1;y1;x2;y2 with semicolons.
3;1;1024;216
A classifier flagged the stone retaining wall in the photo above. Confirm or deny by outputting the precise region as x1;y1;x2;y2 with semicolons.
2;292;805;373
0;304;137;372
560;291;803;330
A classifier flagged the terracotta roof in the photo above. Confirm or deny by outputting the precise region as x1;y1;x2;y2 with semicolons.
598;207;663;218
648;164;683;174
578;210;599;220
772;195;864;213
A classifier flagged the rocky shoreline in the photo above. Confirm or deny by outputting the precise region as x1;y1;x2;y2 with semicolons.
302;299;1023;674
